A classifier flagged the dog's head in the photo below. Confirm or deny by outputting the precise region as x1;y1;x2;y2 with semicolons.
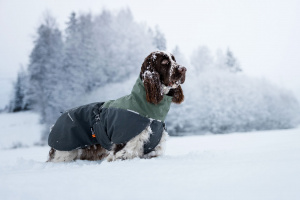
140;51;187;104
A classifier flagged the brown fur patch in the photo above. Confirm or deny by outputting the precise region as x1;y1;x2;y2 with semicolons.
113;143;126;155
143;71;163;104
47;147;56;162
79;144;108;161
168;85;185;104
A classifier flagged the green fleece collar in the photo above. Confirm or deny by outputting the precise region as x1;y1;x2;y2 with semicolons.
103;77;172;122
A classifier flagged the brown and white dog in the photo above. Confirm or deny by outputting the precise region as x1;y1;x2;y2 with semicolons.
48;51;186;162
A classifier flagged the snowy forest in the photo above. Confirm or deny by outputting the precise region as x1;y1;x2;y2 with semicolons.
7;9;300;140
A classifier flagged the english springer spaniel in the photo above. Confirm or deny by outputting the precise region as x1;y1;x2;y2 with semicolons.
48;51;186;162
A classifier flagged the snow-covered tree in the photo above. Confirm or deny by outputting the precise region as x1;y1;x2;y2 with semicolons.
27;14;64;127
225;48;241;72
93;9;155;83
61;12;85;105
216;48;242;73
167;70;300;135
62;12;100;94
58;12;99;111
93;10;114;83
190;46;214;72
8;67;29;112
77;13;101;91
152;25;167;51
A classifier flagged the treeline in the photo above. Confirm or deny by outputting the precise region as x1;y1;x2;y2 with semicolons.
167;47;300;134
8;8;300;138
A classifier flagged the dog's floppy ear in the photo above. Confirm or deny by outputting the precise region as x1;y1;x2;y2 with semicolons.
140;54;164;104
168;85;184;104
143;71;163;104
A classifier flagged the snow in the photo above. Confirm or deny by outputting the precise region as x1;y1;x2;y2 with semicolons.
0;112;300;199
0;112;44;149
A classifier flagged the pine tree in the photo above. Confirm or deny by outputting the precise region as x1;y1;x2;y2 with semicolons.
93;10;114;83
191;46;214;72
225;48;242;73
153;26;166;51
61;12;87;108
27;14;64;126
93;9;155;83
215;48;242;73
78;13;101;91
9;67;29;112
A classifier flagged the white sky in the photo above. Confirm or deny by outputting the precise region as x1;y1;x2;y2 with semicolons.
1;0;300;99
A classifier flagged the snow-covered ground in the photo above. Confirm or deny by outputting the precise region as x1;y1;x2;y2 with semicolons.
0;112;300;200
0;112;44;149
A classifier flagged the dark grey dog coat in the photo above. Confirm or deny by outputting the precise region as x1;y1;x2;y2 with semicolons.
48;77;172;154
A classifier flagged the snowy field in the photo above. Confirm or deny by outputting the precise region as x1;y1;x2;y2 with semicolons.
0;112;300;200
0;112;44;149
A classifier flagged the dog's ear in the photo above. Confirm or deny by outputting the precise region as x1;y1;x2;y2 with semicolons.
143;71;163;104
140;54;164;104
168;85;184;104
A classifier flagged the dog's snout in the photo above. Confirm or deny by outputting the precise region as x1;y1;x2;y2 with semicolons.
178;66;187;74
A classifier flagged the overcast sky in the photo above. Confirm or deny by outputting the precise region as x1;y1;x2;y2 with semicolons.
1;0;299;100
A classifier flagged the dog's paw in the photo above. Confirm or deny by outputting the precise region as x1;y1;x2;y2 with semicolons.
106;152;116;162
106;148;139;161
143;150;158;159
106;150;125;162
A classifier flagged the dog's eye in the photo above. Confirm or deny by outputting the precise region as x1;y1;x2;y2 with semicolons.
161;59;169;65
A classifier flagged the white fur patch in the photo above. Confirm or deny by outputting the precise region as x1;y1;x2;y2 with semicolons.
143;129;168;158
142;70;154;80
106;125;152;161
151;53;157;61
161;83;179;95
51;149;79;162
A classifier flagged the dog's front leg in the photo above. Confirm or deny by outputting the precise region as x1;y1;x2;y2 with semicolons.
48;148;79;162
143;129;168;159
106;126;151;162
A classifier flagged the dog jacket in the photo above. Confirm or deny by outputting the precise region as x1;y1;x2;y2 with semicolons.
48;77;172;154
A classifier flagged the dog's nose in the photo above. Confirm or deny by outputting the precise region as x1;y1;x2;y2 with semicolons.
178;66;187;73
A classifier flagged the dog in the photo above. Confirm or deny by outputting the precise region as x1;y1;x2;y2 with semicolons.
47;51;186;162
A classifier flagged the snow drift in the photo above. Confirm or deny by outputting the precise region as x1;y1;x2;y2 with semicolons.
1;120;300;200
